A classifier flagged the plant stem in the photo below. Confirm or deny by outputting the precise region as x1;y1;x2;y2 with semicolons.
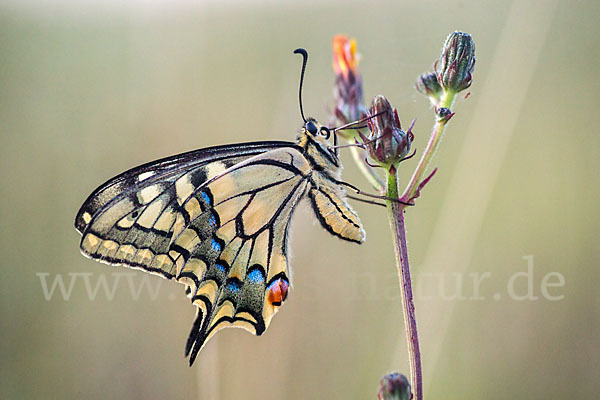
383;90;456;398
400;91;456;203
386;168;422;400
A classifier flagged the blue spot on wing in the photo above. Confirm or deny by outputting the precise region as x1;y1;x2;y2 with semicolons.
226;281;241;294
208;214;217;228
247;269;264;283
211;238;222;252
201;191;212;207
215;262;227;274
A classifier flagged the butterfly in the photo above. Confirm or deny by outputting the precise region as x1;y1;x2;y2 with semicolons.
74;49;369;365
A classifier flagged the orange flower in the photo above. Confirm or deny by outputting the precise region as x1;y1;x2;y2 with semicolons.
332;35;365;126
332;35;359;82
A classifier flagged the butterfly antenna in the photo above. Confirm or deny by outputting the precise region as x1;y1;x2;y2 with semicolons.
332;110;387;133
293;48;308;123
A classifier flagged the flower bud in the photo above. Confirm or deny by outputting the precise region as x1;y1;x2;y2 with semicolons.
436;31;475;93
365;95;414;168
377;373;411;400
415;72;442;102
332;35;367;137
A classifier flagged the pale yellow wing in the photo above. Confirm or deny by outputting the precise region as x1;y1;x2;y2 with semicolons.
76;145;312;365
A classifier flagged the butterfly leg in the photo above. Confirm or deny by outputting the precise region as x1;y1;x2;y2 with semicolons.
346;194;386;207
338;180;415;206
328;132;384;152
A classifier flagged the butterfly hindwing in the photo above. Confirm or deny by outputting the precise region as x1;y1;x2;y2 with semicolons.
308;185;364;244
171;148;312;363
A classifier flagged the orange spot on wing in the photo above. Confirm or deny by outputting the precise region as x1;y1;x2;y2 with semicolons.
266;278;289;306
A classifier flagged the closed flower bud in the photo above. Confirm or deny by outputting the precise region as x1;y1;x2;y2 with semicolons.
436;31;475;93
365;95;414;168
416;72;442;102
377;373;411;400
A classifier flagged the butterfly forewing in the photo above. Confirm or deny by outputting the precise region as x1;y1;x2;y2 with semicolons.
75;141;293;235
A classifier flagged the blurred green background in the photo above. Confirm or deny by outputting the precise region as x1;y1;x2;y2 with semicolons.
1;0;598;399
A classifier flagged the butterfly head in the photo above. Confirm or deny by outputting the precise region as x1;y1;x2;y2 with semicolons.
292;50;340;168
297;117;340;168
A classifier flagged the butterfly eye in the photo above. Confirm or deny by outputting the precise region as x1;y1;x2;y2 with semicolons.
306;121;318;135
319;126;331;139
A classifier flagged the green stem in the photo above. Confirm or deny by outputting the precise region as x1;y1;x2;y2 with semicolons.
386;168;422;400
400;90;456;203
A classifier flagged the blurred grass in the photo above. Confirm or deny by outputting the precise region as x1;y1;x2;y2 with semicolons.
1;0;599;399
